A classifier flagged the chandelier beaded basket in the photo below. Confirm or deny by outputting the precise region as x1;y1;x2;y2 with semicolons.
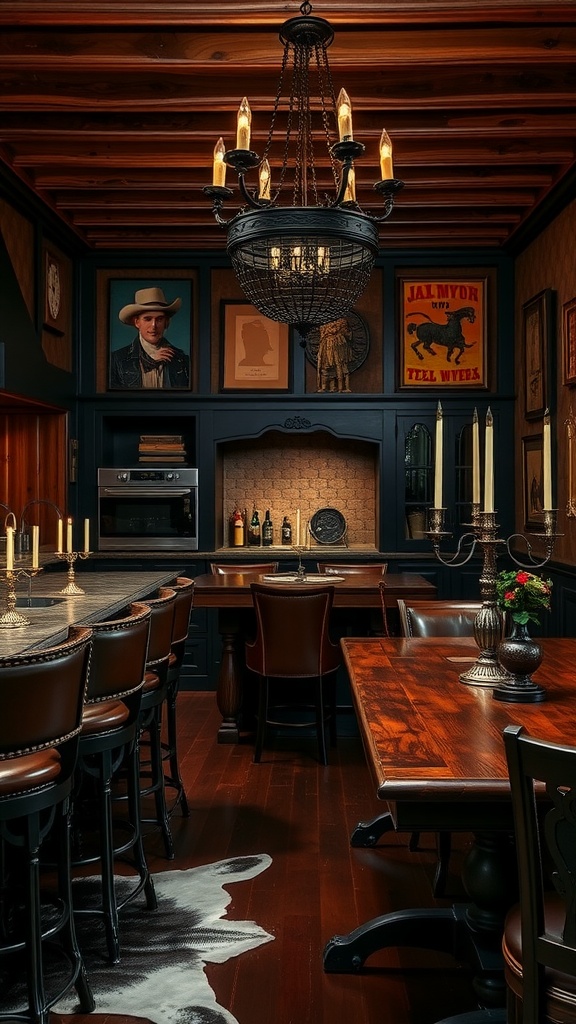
204;1;403;337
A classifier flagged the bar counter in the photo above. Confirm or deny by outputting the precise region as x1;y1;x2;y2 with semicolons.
0;569;179;658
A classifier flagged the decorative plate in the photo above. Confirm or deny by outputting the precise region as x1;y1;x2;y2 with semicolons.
309;507;347;545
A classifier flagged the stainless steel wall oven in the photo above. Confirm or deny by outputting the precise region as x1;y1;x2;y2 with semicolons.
98;468;198;551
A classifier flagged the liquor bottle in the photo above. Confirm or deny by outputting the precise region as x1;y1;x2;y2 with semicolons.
248;507;261;546
281;515;292;545
233;507;245;547
262;509;273;546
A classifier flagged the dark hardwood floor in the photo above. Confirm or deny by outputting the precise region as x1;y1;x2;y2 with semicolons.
57;693;482;1024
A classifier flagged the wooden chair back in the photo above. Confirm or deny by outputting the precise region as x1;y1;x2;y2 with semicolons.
210;562;279;575
317;562;388;578
503;724;576;1023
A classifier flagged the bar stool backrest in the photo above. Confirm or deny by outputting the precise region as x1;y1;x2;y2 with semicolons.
170;577;195;648
0;624;92;763
134;587;176;676
85;601;151;704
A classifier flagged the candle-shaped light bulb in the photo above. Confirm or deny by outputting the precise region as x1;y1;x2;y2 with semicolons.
258;158;271;200
66;517;73;553
543;408;552;510
434;401;443;509
379;129;394;180
57;517;63;553
484;407;494;512
5;525;14;571
343;166;356;203
236;96;252;151
212;137;227;187
84;518;90;554
337;88;353;141
472;407;480;504
270;246;281;271
31;524;39;569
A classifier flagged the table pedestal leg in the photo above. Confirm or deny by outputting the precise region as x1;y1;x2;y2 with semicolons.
323;828;516;1013
216;609;244;742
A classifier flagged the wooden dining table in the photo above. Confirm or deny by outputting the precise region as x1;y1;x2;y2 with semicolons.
192;571;437;742
322;635;576;1018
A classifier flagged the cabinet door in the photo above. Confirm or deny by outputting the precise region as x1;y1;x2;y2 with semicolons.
397;412;477;550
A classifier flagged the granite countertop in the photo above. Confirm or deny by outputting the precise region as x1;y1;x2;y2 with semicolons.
0;568;181;658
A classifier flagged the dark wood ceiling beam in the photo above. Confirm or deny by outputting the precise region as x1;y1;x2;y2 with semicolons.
0;2;575;30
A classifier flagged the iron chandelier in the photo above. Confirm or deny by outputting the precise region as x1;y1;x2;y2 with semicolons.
204;1;404;338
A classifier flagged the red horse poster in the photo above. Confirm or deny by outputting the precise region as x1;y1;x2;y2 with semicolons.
399;274;487;388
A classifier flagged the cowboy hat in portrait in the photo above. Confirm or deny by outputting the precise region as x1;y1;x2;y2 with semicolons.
108;282;192;390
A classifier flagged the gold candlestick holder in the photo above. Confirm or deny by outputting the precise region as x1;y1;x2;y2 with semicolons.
426;505;560;689
55;550;91;595
0;567;43;627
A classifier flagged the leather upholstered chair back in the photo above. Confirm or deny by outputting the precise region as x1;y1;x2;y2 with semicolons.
398;599;482;638
210;562;279;575
246;583;341;679
0;624;92;769
170;577;195;652
85;601;151;705
245;582;341;764
503;724;576;1024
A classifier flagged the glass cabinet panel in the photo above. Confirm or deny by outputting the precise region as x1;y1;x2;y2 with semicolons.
405;423;432;539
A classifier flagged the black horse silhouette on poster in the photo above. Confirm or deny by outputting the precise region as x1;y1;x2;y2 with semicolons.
407;306;476;365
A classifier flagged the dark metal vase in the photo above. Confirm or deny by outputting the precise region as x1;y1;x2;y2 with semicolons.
493;621;546;703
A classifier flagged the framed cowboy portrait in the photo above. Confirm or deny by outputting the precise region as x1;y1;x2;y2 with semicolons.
95;269;196;393
397;268;493;390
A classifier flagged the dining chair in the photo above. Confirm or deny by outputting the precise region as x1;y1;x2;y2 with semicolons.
73;602;156;964
318;562;388;638
395;599;483;897
0;625;94;1024
245;582;341;764
397;599;483;638
503;723;576;1024
210;562;279;575
164;576;195;817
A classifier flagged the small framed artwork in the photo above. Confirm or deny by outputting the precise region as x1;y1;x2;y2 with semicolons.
397;268;492;390
220;302;290;391
95;269;196;392
523;288;554;419
522;434;545;529
563;296;576;386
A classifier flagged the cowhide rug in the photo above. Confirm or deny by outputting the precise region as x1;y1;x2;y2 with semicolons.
4;855;274;1024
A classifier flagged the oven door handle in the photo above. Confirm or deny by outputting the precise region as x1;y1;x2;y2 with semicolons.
101;488;192;497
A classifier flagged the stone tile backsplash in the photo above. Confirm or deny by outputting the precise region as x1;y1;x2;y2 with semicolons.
222;431;378;547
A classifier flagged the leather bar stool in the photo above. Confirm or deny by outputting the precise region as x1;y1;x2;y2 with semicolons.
0;626;94;1024
164;576;195;817
132;587;177;859
72;602;156;964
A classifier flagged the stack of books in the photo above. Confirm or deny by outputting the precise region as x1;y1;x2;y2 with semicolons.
138;434;187;464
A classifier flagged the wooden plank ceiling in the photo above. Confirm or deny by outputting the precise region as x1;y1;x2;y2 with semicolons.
0;1;575;252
